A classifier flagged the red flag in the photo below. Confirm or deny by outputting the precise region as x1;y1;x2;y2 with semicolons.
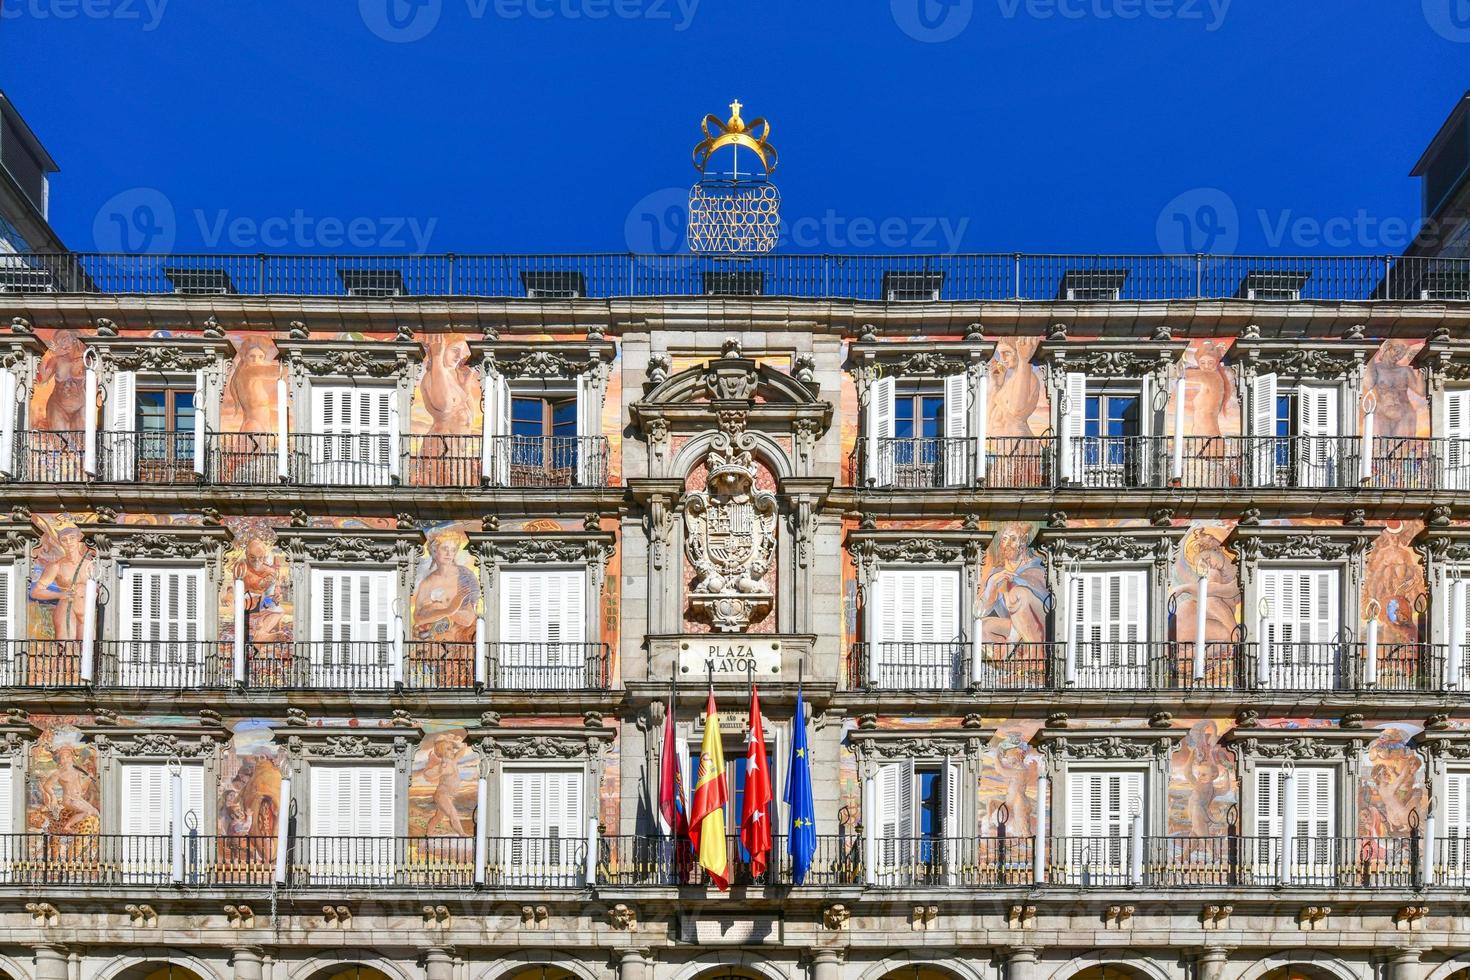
658;691;688;838
740;686;774;876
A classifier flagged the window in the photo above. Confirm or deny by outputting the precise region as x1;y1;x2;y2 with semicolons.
509;396;579;482
132;385;197;481
1444;771;1470;884
500;768;583;884
1066;569;1148;688
869;759;961;884
310;568;394;688
0;762;11;879
1250;373;1341;487
689;736;778;866
308;763;396;883
309;385;395;486
498;568;586;689
1444;390;1470;490
0;564;13;685
483;374;597;487
119;760;204;881
1258;568;1340;689
868;567;962;689
1255;765;1334;882
1062;373;1154;487
865;374;971;488
1061;769;1143;883
118;566;204;687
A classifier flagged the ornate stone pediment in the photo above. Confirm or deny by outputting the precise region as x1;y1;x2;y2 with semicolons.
470;724;614;761
82;334;234;374
849;340;995;383
1035;337;1185;382
0;515;39;555
280;526;421;565
286;724;420;763
97;730;221;759
1413;337;1470;383
1227;525;1379;564
0;711;40;759
0;319;46;370
1413;727;1470;765
1035;526;1183;568
1031;726;1184;763
276;337;422;378
1231;339;1378;381
470;339;616;381
1223;725;1368;763
683;444;779;632
473;531;614;568
849;727;993;760
1414;527;1470;567
85;523;231;563
847;528;990;584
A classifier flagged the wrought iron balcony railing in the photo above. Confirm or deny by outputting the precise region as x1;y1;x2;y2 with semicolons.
3;430;612;489
9;251;1467;302
0;640;86;687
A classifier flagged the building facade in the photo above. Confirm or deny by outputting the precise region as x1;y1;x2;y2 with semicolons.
0;248;1467;980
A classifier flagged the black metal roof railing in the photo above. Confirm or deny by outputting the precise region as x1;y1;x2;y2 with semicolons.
2;252;1467;302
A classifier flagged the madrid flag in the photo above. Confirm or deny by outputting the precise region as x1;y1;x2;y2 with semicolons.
741;686;774;877
688;692;730;889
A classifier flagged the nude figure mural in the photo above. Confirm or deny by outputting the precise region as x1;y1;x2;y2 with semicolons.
411;525;480;688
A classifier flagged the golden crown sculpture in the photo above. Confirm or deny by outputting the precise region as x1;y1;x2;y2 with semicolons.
687;99;782;254
693;100;778;176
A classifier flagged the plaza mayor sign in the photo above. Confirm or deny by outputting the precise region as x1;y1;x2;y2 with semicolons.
678;638;783;679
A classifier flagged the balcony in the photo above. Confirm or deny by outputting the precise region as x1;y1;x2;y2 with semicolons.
4;431;612;489
0;639;611;692
847;641;1470;695
849;434;1470;492
9;251;1468;302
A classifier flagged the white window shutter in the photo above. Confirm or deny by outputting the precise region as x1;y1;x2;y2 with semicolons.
120;762;169;835
1446;772;1470;841
108;370;138;480
1251;372;1278;487
0;764;10;839
1138;373;1153;439
875;762;901;841
1256;767;1283;841
1447;390;1470;490
943;372;969;487
501;570;529;644
1301;767;1335;841
867;376;895;487
548;770;584;840
1059;373;1087;481
576;373;593;485
0;565;13;645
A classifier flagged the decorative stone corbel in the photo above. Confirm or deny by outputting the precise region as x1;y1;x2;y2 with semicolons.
1297;906;1331;930
422;905;452;928
609;904;638;930
521;905;550;930
1201;905;1233;930
822;904;851;931
320;906;352;928
1393;906;1428;932
26;903;59;926
911;905;938;931
1007;905;1037;930
124;904;158;927
1103;905;1135;930
224;905;255;928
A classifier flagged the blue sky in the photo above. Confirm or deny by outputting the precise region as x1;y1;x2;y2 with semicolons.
2;0;1466;255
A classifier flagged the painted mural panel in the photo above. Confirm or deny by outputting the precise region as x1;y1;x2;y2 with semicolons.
217;723;285;868
1360;722;1426;837
29;720;99;834
31;329;86;432
221;333;287;435
976;522;1048;649
1167;719;1236;838
1171;525;1241;644
986;337;1047;438
1363;522;1427;659
980;720;1043;837
409;730;477;839
1363;340;1429;439
219;517;294;645
411;522;480;688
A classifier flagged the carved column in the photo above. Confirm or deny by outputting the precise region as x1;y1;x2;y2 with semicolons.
617;948;652;980
1388;948;1422;980
1006;946;1040;980
232;947;264;980
1197;946;1230;980
811;949;843;980
33;945;67;980
423;947;454;980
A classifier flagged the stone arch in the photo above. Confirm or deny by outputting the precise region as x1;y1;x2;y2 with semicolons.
472;952;603;980
664;952;791;980
287;954;419;980
91;953;227;980
855;954;992;980
1046;953;1175;980
1228;952;1364;980
671;429;793;483
0;952;31;980
1424;957;1470;980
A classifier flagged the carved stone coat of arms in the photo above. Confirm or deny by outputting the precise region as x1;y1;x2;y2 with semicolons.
683;449;778;632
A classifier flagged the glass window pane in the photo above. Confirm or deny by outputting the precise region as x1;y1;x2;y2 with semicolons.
174;392;196;434
137;391;166;431
921;397;943;439
551;399;578;437
511;397;544;438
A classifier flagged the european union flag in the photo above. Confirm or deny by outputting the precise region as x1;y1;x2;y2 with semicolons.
784;688;817;884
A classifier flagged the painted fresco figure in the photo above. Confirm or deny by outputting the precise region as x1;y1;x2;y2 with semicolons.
412;529;480;687
222;336;282;481
422;737;470;837
416;334;476;485
39;744;99;833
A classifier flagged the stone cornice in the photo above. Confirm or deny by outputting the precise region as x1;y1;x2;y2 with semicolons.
1226;524;1381;564
468;723;615;761
1414;526;1470;567
1412;337;1470;382
1223;723;1371;763
848;725;995;760
1230;338;1379;381
469;339;616;378
1030;725;1186;762
470;529;614;566
1034;338;1186;380
279;526;422;564
849;340;994;378
285;722;422;761
81;334;234;373
1034;525;1185;567
276;337;422;378
83;523;232;562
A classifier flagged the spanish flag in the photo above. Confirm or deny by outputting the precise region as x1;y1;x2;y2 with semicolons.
688;691;730;889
